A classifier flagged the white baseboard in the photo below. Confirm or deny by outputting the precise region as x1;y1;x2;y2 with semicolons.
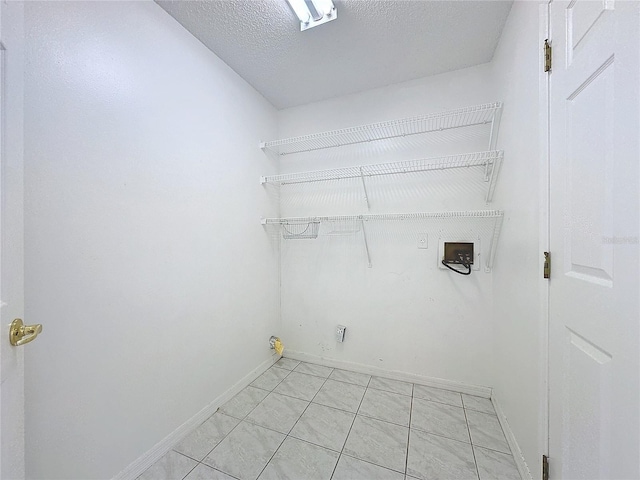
112;353;279;480
491;395;533;480
284;350;493;398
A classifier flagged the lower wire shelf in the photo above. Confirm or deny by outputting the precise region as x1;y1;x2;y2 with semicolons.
262;210;504;272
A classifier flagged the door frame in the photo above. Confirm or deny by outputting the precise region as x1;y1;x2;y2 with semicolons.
0;1;26;477
538;0;551;470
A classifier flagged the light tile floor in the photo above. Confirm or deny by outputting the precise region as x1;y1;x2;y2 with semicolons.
138;359;521;480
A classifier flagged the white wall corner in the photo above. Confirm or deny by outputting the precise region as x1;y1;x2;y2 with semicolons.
491;394;534;480
111;353;279;480
284;350;493;398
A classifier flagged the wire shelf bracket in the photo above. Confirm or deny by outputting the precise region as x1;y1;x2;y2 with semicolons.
485;106;503;180
261;150;504;204
359;167;371;211
259;102;503;156
262;210;504;271
485;213;504;273
361;219;372;268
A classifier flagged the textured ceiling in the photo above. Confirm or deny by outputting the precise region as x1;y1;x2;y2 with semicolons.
156;0;513;109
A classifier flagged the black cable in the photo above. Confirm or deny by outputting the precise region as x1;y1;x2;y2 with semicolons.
441;252;472;275
441;260;472;275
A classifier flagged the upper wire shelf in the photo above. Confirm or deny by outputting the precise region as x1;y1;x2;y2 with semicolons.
261;150;504;203
260;102;503;156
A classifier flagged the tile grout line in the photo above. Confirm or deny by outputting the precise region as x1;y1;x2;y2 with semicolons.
466;407;501;417
292;362;336;379
177;411;247;463
339;451;410;477
170;451;198;480
412;394;467;409
196;418;246;476
405;383;414;476
216;398;511;472
269;380;368;416
209;466;241;480
250;369;291;394
284;434;344;453
328;375;373;480
254;364;336;480
464;407;513;455
463;406;482;480
170;448;201;464
367;388;412;397
366;383;413;396
193;463;242;480
155;365;320;478
165;362;511;480
470;442;513;456
328;370;372;388
356;410;413;428
405;425;473;446
285;366;334;437
253;430;287;480
199;368;294;478
205;384;488;477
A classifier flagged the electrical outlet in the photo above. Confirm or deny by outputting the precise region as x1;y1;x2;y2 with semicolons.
417;234;428;249
336;325;346;343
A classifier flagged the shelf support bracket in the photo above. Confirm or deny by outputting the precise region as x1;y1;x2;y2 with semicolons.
485;154;503;204
485;214;504;272
483;160;492;183
359;167;371;211
485;108;503;181
361;219;372;268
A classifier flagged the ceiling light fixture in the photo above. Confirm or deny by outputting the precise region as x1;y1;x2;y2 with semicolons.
286;0;337;31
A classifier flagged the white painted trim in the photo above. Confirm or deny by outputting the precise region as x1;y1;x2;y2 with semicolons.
284;350;492;398
112;353;279;480
492;394;533;480
539;0;551;463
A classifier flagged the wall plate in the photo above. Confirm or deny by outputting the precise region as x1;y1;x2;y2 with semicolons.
336;325;346;342
443;242;474;264
417;233;429;249
438;237;481;271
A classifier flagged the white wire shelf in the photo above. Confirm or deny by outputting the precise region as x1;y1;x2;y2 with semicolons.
262;210;504;272
260;102;503;156
261;150;504;203
262;209;503;224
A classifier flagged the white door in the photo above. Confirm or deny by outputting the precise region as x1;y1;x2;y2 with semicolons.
548;1;640;479
0;2;27;479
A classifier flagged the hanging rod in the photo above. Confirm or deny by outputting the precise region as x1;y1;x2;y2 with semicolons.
259;102;503;156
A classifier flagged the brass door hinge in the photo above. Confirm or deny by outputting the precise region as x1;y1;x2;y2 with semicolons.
543;455;550;480
544;252;551;279
544;39;552;73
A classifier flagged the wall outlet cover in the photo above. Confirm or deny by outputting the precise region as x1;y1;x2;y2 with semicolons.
336;325;346;342
438;237;481;271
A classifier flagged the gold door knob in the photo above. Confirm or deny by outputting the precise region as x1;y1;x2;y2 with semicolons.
9;318;42;346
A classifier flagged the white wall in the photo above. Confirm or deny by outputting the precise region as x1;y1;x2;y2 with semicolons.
23;2;279;478
276;65;502;387
489;2;543;478
20;1;543;477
